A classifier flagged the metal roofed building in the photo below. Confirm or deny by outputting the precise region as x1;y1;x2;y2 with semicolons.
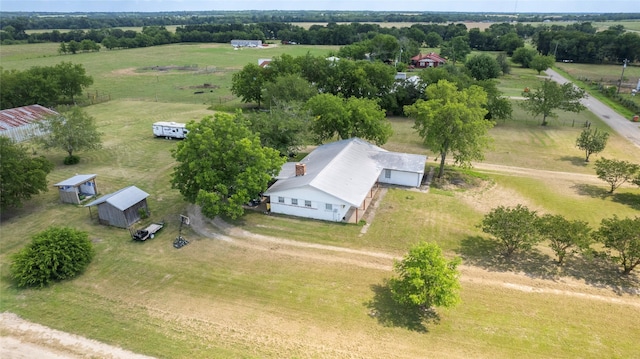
54;174;98;204
0;105;59;143
264;138;426;223
84;186;149;228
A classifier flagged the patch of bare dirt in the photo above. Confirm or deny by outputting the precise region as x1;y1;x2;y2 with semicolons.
0;312;156;359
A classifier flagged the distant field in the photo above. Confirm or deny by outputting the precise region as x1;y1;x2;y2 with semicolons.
1;42;639;359
23;19;640;34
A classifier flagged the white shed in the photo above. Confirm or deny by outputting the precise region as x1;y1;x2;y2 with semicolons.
264;138;426;223
54;174;98;204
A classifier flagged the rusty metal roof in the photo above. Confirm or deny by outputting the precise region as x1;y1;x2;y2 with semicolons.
0;105;59;131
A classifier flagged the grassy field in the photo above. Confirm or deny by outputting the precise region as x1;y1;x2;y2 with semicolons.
1;43;639;358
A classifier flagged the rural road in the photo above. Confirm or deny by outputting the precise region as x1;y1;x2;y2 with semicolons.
545;68;640;149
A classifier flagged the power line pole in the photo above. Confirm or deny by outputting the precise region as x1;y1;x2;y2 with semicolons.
617;59;628;94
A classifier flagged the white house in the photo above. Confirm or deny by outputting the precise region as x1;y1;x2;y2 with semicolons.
264;138;426;223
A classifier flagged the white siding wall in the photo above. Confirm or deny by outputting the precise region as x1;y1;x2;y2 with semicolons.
268;188;351;222
0;123;45;143
378;169;423;187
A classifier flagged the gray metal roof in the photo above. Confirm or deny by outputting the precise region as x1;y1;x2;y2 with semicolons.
54;174;97;187
84;186;149;211
265;138;426;207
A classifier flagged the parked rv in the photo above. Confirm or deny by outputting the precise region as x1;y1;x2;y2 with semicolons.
152;122;188;139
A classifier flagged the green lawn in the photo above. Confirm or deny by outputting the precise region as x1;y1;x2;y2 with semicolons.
1;43;639;358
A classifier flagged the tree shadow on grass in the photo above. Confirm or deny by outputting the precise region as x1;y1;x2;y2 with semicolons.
458;236;640;294
457;236;558;280
365;282;440;333
572;183;609;198
572;184;640;210
561;254;640;295
559;155;589;168
611;192;640;211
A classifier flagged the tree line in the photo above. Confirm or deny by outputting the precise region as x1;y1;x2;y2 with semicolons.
0;62;93;110
2;18;640;64
481;205;640;275
2;10;639;33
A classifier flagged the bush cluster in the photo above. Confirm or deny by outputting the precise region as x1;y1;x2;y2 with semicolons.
11;227;95;288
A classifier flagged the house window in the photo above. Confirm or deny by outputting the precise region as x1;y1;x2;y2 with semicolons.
291;198;298;205
278;196;284;203
305;200;312;207
325;204;332;211
385;169;391;178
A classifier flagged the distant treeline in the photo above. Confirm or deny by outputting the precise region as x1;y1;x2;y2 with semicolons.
1;10;640;31
1;14;638;64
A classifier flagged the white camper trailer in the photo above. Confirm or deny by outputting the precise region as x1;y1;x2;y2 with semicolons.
152;122;188;139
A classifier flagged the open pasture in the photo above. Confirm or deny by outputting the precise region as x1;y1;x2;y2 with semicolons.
1;43;639;358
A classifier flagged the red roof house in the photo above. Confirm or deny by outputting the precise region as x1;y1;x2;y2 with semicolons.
410;53;447;68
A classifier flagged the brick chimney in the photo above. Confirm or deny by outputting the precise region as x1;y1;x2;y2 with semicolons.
295;163;306;176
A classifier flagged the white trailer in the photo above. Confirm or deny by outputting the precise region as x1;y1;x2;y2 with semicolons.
152;122;188;139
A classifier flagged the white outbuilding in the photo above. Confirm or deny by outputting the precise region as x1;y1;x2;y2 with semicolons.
264;138;426;223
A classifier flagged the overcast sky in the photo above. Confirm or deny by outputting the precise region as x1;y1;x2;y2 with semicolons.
0;0;637;13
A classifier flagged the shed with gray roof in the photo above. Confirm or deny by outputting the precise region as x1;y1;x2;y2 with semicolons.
54;174;98;204
84;186;149;228
264;138;426;223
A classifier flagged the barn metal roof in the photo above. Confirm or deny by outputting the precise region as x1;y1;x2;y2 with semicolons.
0;105;59;131
265;138;426;207
84;186;149;211
54;174;97;187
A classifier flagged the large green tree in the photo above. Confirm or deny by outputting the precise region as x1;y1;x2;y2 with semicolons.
405;80;492;178
480;204;540;257
231;63;266;107
0;137;54;210
306;94;392;145
263;74;317;107
465;53;502;81
594;158;640;194
244;102;312;157
537;214;592;265
171;112;285;219
36;106;102;163
520;79;586;126
11;226;95;288
53;62;94;103
576;128;609;162
389;242;461;311
529;54;556;75
0;63;93;109
511;47;538;68
593;216;640;275
440;36;471;64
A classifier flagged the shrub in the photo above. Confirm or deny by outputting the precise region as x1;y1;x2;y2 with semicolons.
10;227;95;288
63;155;80;165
